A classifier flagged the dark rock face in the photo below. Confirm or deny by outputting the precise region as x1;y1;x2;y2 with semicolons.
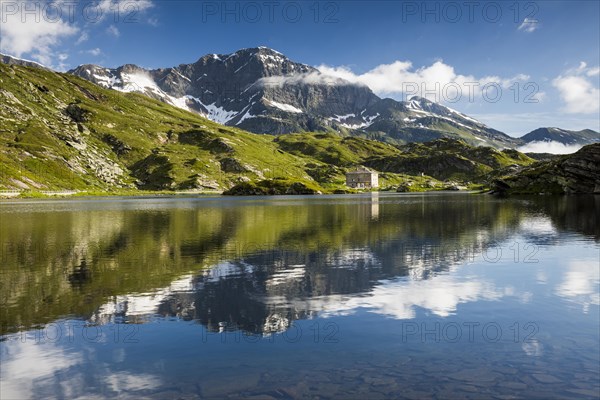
285;182;320;195
223;179;320;196
220;157;247;173
396;182;413;192
561;144;600;193
66;47;517;147
102;134;131;155
223;182;269;196
493;143;600;194
65;103;90;123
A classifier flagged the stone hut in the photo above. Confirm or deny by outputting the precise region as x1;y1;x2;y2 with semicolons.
346;167;379;189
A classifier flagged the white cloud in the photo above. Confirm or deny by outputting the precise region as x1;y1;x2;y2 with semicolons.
555;260;600;312
0;333;82;399
532;91;546;102
316;60;529;103
303;274;504;320
103;371;160;392
586;67;600;77
0;0;78;67
0;329;162;398
552;63;600;114
258;72;357;88
95;0;154;20
106;24;120;37
518;17;539;33
86;48;103;56
75;31;89;45
56;53;70;70
0;0;153;67
518;141;584;154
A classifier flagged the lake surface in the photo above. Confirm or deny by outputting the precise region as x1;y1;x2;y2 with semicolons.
1;193;598;399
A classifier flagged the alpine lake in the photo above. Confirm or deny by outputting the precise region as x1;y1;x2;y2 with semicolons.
1;193;598;399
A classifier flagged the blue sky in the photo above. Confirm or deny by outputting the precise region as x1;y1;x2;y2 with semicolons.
1;0;599;136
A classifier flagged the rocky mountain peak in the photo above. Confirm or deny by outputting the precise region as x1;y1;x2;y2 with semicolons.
63;47;517;147
2;49;598;152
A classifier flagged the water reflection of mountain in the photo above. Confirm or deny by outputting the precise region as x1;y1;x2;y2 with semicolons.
154;241;495;334
1;194;597;335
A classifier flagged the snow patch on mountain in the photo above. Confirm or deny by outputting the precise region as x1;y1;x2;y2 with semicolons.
173;69;191;82
409;108;432;116
331;113;356;122
341;114;380;129
235;103;257;125
93;73;121;87
330;113;380;129
168;95;191;110
257;53;286;68
113;72;167;97
267;100;303;113
407;99;425;110
186;96;239;124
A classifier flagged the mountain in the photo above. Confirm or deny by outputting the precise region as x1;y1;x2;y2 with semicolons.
0;53;49;70
67;47;518;148
0;62;536;193
0;61;320;192
521;127;599;145
5;48;596;151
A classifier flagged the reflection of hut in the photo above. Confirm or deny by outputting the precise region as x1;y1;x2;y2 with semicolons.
370;192;379;220
346;167;379;189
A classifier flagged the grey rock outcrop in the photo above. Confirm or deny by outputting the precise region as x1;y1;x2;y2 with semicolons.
493;143;600;194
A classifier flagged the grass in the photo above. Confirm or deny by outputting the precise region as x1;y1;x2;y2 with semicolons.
0;64;326;192
0;64;537;195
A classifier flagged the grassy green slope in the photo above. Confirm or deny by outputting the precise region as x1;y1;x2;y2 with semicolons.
275;132;402;166
0;64;319;191
364;138;535;182
0;64;536;194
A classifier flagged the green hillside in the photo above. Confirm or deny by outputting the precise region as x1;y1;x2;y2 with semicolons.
0;63;326;192
364;138;535;181
0;64;536;195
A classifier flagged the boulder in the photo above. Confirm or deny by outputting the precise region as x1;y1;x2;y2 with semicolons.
65;103;90;123
223;180;321;196
396;182;413;192
285;182;320;195
219;157;248;173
